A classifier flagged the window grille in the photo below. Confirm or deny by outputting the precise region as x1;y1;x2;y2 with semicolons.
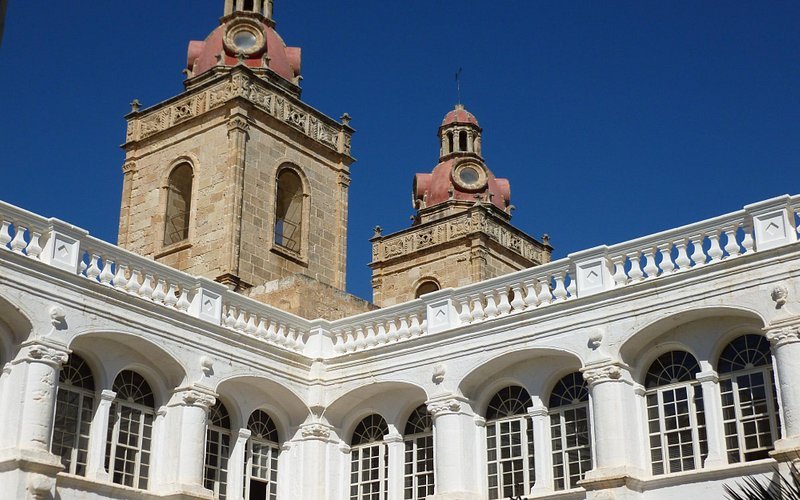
105;370;155;489
351;414;390;500
644;351;707;475
205;401;232;499
404;405;434;500
485;386;534;499
274;168;304;253
718;334;780;463
51;353;95;476
244;410;279;500
163;163;193;246
548;373;592;490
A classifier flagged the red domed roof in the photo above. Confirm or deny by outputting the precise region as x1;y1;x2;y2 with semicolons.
414;159;510;212
441;104;479;127
187;19;301;84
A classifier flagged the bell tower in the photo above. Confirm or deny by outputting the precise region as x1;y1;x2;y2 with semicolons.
118;1;355;298
370;105;552;306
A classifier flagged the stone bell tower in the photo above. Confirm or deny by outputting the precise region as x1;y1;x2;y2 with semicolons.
118;0;355;300
370;105;552;306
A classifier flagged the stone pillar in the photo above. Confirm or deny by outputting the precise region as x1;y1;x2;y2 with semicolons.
385;429;404;500
296;422;335;499
117;161;136;247
580;361;645;487
220;109;250;287
767;324;800;454
85;389;116;481
158;387;216;496
528;402;553;494
227;428;251;500
696;370;727;467
427;397;483;500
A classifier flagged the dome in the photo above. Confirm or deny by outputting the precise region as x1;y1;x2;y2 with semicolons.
414;159;511;212
187;18;301;84
441;104;479;127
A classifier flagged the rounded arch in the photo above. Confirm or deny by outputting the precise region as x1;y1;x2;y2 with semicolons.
0;292;35;360
273;162;310;257
413;277;441;298
632;342;702;385
67;330;188;407
274;161;310;194
162;159;196;247
161;155;199;188
709;326;771;372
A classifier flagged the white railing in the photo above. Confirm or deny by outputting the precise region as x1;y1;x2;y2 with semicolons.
1;195;798;358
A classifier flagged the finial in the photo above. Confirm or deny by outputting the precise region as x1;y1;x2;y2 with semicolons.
373;225;382;238
455;67;463;105
542;234;551;245
340;113;352;126
129;99;141;113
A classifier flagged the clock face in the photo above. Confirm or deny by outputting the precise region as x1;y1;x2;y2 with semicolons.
458;165;480;185
224;19;265;56
452;162;488;191
233;30;258;51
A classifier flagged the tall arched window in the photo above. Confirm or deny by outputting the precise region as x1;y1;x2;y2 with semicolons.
718;334;780;463
644;351;707;475
164;163;193;245
486;386;534;499
350;414;389;500
404;405;434;500
414;281;440;299
245;410;280;500
549;373;592;490
274;168;304;253
51;353;95;476
205;401;232;499
106;370;156;489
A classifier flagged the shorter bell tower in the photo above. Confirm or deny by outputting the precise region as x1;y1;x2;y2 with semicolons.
370;105;552;306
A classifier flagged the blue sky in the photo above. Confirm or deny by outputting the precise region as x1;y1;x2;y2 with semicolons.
1;1;798;301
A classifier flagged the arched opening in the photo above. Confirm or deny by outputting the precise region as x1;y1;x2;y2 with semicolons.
244;409;280;499
644;351;707;475
164;163;193;246
486;386;534;499
717;334;780;463
274;168;304;253
107;370;156;489
447;132;454;153
403;405;434;499
459;131;468;152
52;353;95;476
548;373;591;490
243;0;255;12
205;400;232;499
350;414;390;500
414;280;439;298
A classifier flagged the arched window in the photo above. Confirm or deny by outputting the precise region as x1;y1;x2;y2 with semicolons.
447;132;454;154
274;168;304;253
486;386;534;499
245;410;280;500
106;370;155;489
644;351;707;475
205;401;232;499
350;414;389;500
414;281;439;299
718;334;780;463
549;373;592;490
51;353;95;476
404;405;434;500
164;163;193;245
459;131;468;151
243;0;255;11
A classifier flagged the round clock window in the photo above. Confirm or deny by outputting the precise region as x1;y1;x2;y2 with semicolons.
233;30;258;50
459;166;480;185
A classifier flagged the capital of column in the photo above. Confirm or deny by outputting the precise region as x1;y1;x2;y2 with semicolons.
426;395;472;418
237;428;252;441
12;341;69;367
299;422;333;441
766;324;800;348
227;114;251;134
696;370;719;384
170;386;217;410
383;431;403;444
100;389;116;402
581;361;628;388
527;404;549;418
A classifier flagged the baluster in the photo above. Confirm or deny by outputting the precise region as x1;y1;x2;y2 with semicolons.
470;295;485;321
375;322;388;344
657;244;674;274
295;330;306;350
10;225;27;254
235;311;247;331
223;307;236;328
523;279;538;308
627;251;644;281
176;288;191;312
99;258;115;285
78;255;88;275
256;319;269;338
364;324;378;348
409;314;422;336
151;279;166;303
140;274;155;299
689;234;706;266
354;326;366;351
420;319;428;334
707;230;724;262
510;284;525;312
114;264;129;290
611;255;627;286
537;277;552;305
287;328;299;349
497;287;512;315
86;254;102;281
245;315;258;334
566;275;576;298
275;324;287;346
458;298;473;323
552;273;568;301
164;283;179;307
723;224;741;257
398;317;411;340
343;329;355;352
265;320;278;342
484;291;499;318
0;221;12;249
741;223;754;254
673;239;691;270
333;330;345;353
26;231;43;259
126;269;142;294
386;319;399;342
642;248;658;278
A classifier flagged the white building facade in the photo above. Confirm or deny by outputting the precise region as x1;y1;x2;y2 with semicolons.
0;194;800;500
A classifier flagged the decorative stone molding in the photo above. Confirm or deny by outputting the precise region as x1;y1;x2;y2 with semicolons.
527;405;548;418
100;389;116;402
15;342;68;367
696;370;719;384
48;305;67;329
27;473;55;500
766;325;800;348
227;115;251;134
383;431;403;444
582;363;623;387
432;363;446;385
172;387;217;409
300;423;332;440
427;399;462;417
772;284;789;308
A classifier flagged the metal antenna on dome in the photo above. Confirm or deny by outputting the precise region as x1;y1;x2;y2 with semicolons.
455;67;463;105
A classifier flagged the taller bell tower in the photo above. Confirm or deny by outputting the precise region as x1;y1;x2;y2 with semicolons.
118;1;355;299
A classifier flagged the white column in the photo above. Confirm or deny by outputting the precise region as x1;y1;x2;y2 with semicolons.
696;370;727;467
227;428;251;500
85;389;116;480
385;429;404;500
767;324;800;452
296;423;334;498
427;398;483;500
528;402;553;494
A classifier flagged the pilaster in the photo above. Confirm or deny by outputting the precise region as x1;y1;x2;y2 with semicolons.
766;322;800;458
85;389;116;481
528;402;553;494
384;429;404;500
227;428;252;500
696;370;727;467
